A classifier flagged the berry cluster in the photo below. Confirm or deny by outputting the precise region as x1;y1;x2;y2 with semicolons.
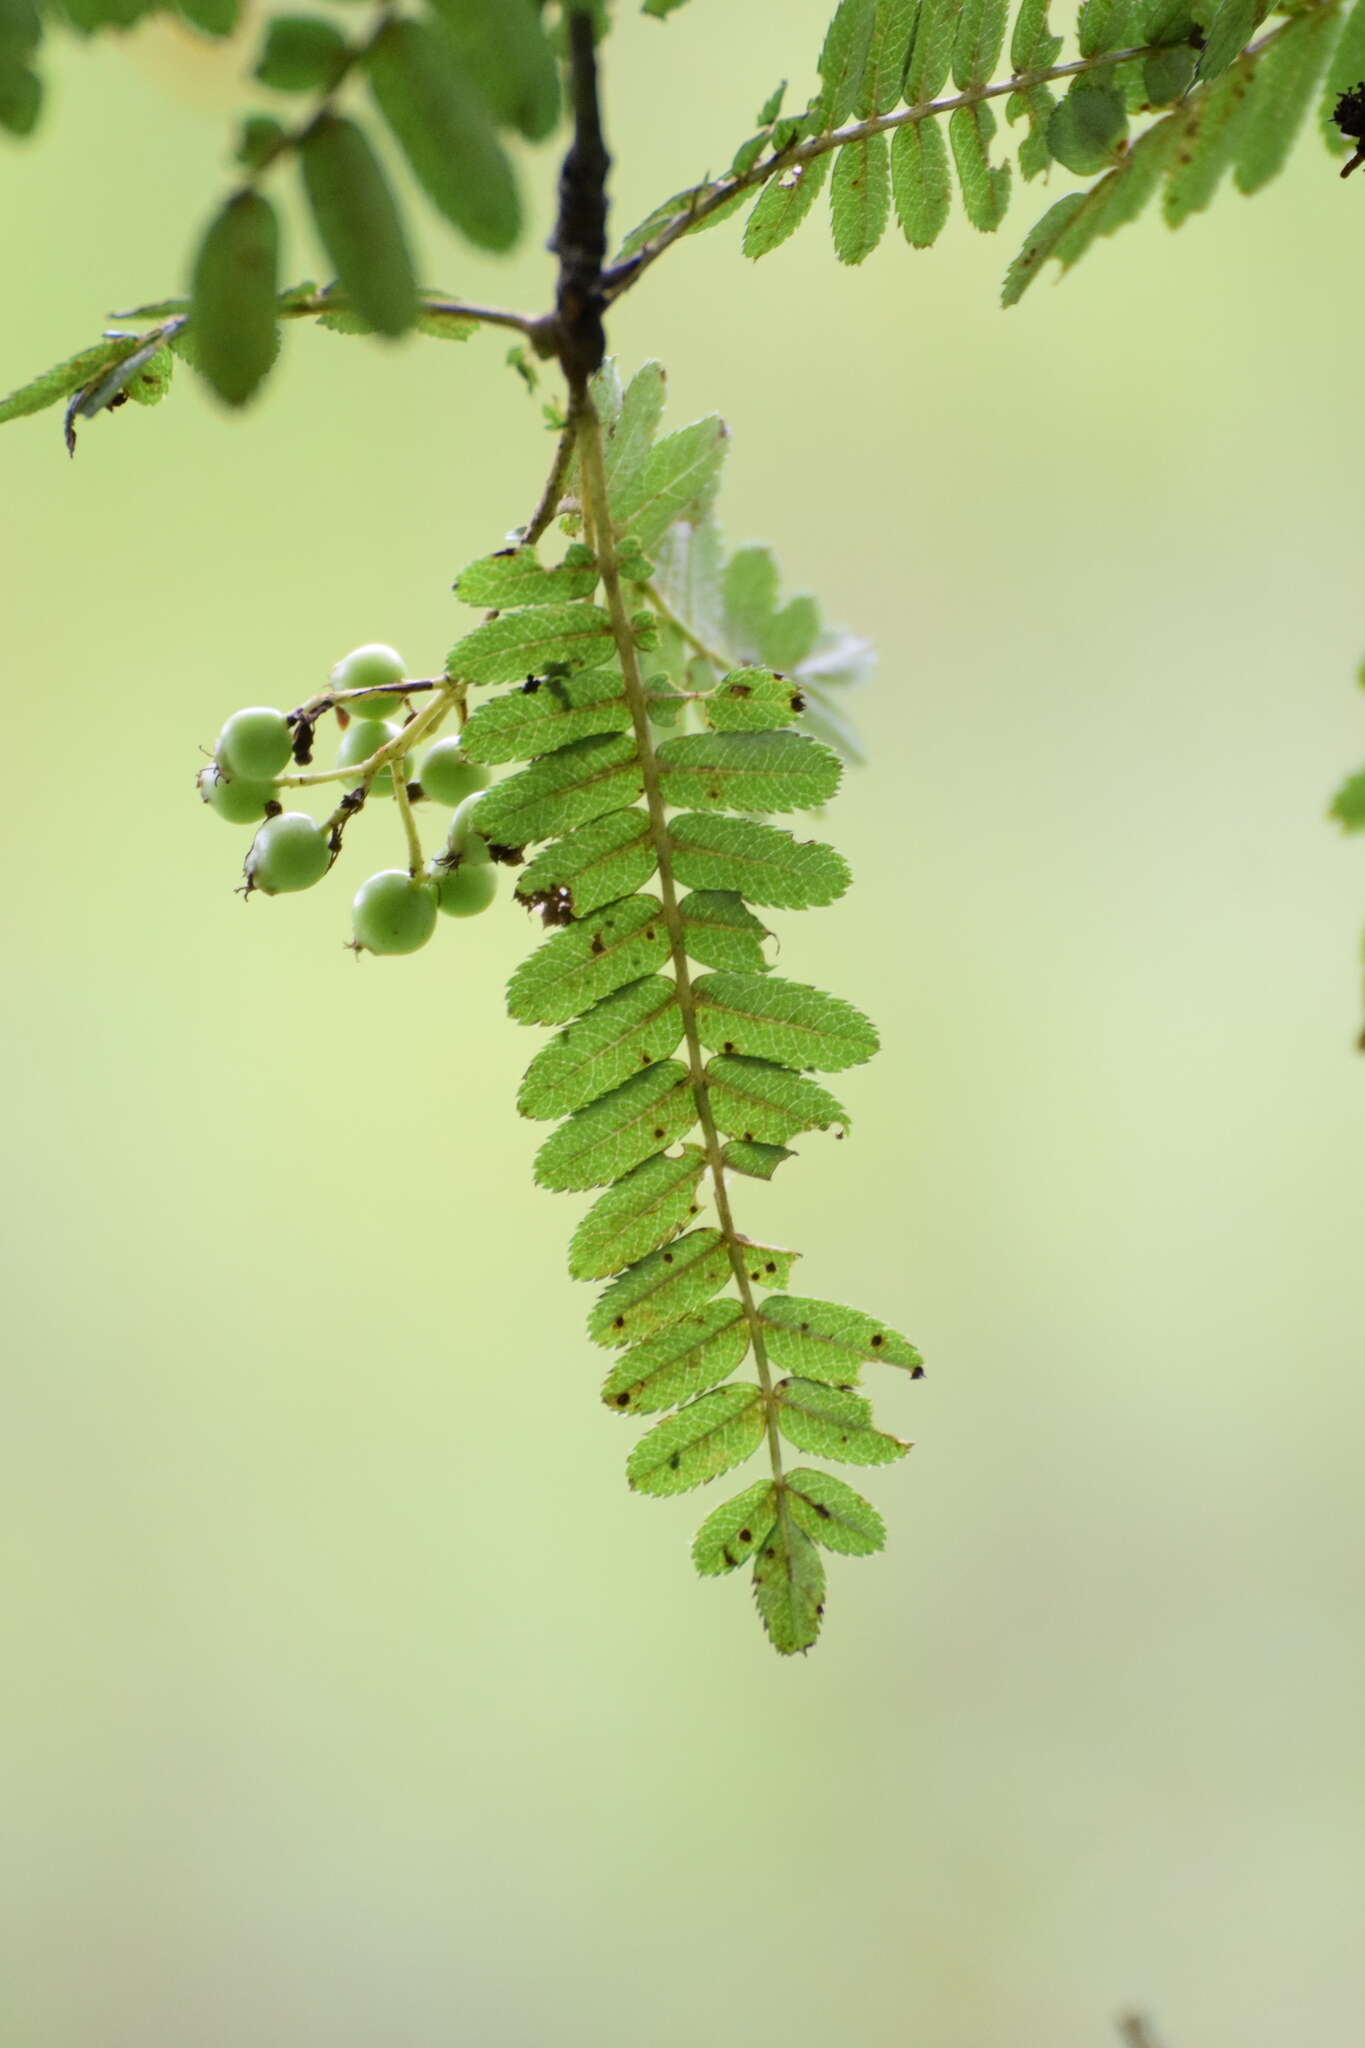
197;642;496;954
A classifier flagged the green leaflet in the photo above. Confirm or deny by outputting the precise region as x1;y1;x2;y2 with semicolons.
190;191;280;407
723;1140;795;1179
588;1228;731;1348
299;114;418;339
759;1294;923;1379
693;972;879;1072
762;597;822;672
1329;767;1365;830
447;603;619;685
0;59;40;138
177;0;239;34
473;732;644;848
1165;58;1256;225
679;893;772;972
425;0;560;141
253;15;347;93
667;814;852;908
460;671;630;765
368;17;520;253
722;547;779;652
626;1383;768;1496
534;1061;695;1193
810;0;876;129
740;1243;801;1288
1196;0;1268;85
1076;0;1139;57
611;416;728;550
125;346;173;406
706;1056;848;1144
860;0;919;115
1009;82;1058;179
703;668;806;733
601;1299;751;1413
1233;8;1337;195
905;0;962;104
774;1378;911;1465
605;360;667;501
1048;81;1128;175
0;337;138;428
1320;0;1365;149
752;1521;826;1653
454;545;598;609
569;1146;708;1284
1001;110;1181;302
614;186;713;262
655;731;843;815
830;133;892;264
952;0;1007;90
506;894;670;1026
1143;43;1198;105
515;809;658;921
692;1481;780;1575
784;1468;887;1555
742;151;831;259
517;975;683;1120
949;103;1011;232
891;118;953;247
1010;0;1063;72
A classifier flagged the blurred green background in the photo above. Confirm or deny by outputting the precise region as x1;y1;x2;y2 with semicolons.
3;5;1362;2043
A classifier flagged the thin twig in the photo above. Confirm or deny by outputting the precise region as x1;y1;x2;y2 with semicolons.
521;398;582;545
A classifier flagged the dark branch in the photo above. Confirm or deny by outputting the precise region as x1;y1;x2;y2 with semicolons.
550;6;610;391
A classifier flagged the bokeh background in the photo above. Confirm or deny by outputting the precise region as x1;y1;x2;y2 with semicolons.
3;5;1362;2043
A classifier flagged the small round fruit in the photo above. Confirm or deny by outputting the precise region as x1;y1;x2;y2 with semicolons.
246;812;330;895
331;643;407;720
336;718;407;798
352;870;438;955
198;764;273;824
417;738;489;808
428;854;497;919
445;790;487;855
217;707;293;782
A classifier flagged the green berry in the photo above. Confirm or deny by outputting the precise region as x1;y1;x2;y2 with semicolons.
352;870;438;954
446;790;488;854
198;764;273;824
246;812;330;895
217;706;293;782
332;643;407;720
418;738;489;808
428;852;497;919
336;718;408;798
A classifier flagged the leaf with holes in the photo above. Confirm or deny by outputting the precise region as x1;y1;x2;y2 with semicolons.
568;1146;708;1283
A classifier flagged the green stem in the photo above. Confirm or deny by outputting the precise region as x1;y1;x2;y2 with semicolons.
575;397;794;1527
642;580;733;677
